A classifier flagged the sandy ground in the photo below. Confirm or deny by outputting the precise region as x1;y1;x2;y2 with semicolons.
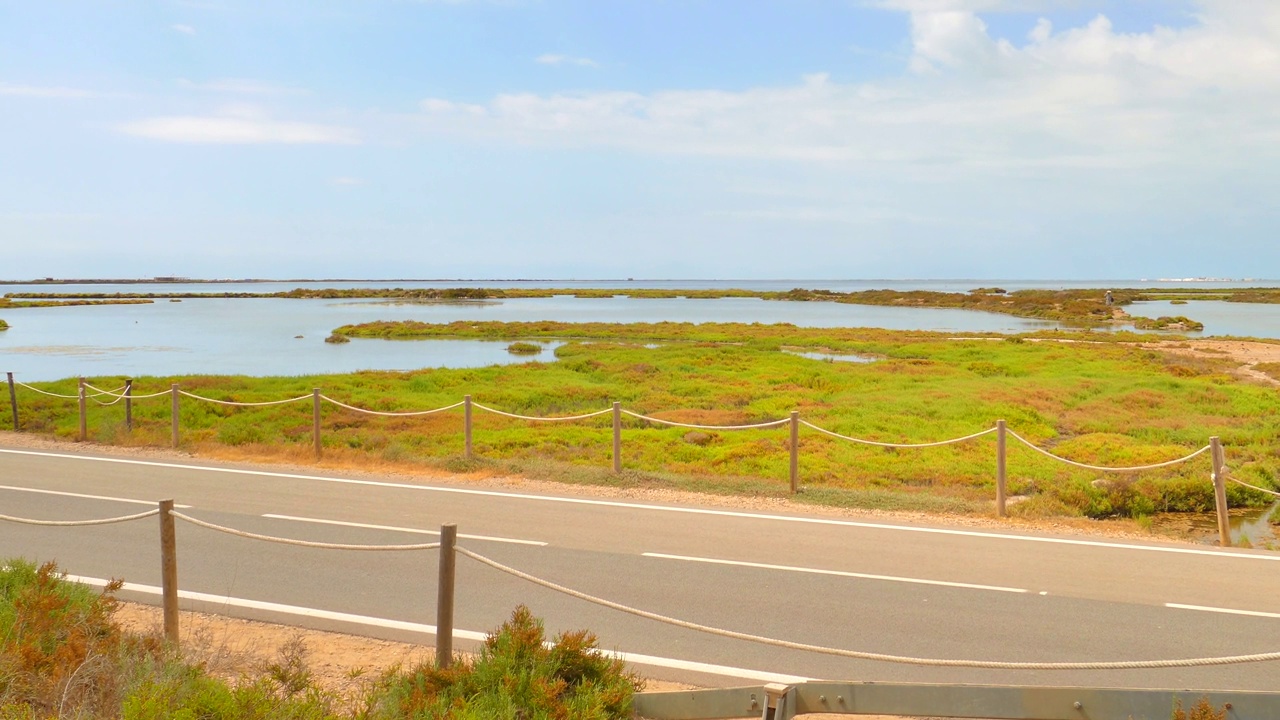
1140;339;1280;386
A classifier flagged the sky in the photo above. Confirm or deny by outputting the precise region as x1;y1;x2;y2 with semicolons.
2;0;1278;281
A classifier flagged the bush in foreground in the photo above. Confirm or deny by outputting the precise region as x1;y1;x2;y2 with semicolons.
0;561;639;719
373;605;639;719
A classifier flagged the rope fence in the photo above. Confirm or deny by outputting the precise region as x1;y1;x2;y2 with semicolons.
3;498;1275;677
456;545;1280;671
170;511;441;551
0;509;159;527
2;372;1250;545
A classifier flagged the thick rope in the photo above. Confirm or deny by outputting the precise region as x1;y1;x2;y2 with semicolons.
0;509;159;526
1227;475;1280;499
473;403;613;422
14;382;81;399
321;395;465;416
802;421;995;448
170;511;441;551
456;547;1280;670
178;390;312;407
621;410;789;431
1007;430;1210;472
81;382;128;397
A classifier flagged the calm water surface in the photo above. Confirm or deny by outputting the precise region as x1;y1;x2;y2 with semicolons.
2;279;1278;381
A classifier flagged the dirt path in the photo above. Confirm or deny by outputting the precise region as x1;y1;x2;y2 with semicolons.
1142;339;1280;386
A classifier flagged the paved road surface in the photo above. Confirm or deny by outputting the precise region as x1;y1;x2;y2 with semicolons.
2;443;1279;690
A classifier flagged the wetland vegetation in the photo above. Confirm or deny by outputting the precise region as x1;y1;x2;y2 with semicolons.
9;322;1277;522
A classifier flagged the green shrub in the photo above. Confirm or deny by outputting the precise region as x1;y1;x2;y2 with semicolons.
373;605;640;719
325;333;350;344
506;342;543;355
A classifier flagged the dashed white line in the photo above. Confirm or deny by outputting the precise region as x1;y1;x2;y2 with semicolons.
3;447;1276;562
0;484;191;508
262;514;546;546
1166;603;1280;619
643;552;1028;593
66;574;811;684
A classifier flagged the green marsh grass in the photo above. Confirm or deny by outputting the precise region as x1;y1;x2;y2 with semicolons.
9;324;1278;520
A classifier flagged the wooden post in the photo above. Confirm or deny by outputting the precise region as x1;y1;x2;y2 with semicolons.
996;420;1007;517
124;379;133;432
1210;436;1230;547
170;384;180;449
6;372;17;431
436;524;457;669
312;388;322;459
78;378;87;442
612;401;622;473
464;395;473;460
159;499;179;645
789;410;799;493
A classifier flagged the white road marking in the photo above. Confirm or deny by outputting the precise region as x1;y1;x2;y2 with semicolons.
3;447;1275;562
66;574;812;684
1166;603;1280;619
0;484;191;508
643;553;1028;593
262;513;546;546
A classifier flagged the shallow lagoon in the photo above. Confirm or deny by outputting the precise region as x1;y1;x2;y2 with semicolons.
1;295;1057;381
2;281;1279;382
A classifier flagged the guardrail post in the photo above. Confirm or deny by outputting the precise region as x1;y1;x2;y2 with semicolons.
312;388;322;459
996;420;1007;517
124;379;133;432
1210;436;1230;547
764;683;797;720
170;384;180;448
6;372;17;431
464;395;473;460
612;402;622;473
159;499;180;645
78;378;87;442
789;411;799;493
436;523;457;669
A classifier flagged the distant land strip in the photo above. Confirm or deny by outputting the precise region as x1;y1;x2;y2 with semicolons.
5;285;1269;329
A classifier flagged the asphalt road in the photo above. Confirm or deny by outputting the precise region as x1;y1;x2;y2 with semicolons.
2;442;1279;690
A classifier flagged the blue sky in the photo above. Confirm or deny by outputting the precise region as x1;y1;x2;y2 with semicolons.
2;0;1276;280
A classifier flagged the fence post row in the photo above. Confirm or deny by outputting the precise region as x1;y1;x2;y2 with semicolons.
612;401;622;474
312;388;322;459
3;379;1238;531
1210;436;1229;547
436;523;457;669
464;395;473;460
6;372;17;431
124;379;133;433
170;384;180;449
158;499;180;645
789;411;800;494
996;419;1007;517
78;377;87;442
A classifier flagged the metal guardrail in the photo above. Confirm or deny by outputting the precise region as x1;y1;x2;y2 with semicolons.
633;681;1280;719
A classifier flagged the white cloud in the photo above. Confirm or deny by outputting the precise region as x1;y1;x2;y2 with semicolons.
171;23;196;35
410;1;1280;174
119;113;361;144
536;53;599;68
0;82;98;99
